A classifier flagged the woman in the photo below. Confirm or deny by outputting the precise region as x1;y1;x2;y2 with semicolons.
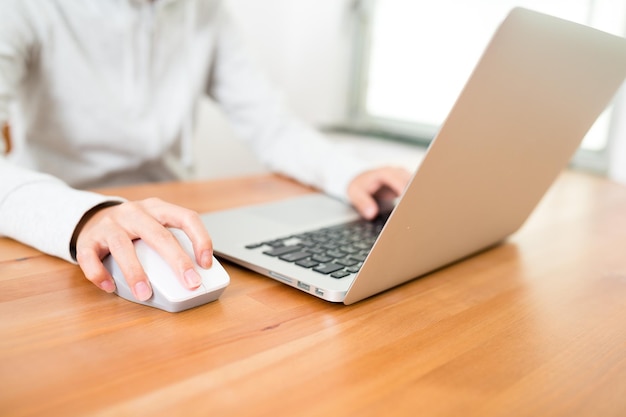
0;0;410;302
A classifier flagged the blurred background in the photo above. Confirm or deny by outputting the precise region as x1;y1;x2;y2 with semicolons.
189;0;626;184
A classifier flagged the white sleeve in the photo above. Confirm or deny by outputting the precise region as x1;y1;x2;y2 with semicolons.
0;163;123;262
0;1;122;262
206;9;373;201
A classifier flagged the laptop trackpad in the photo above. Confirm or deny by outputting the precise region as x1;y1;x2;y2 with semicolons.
248;194;357;226
202;194;360;245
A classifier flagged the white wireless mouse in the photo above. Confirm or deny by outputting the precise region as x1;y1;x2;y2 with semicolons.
102;228;230;312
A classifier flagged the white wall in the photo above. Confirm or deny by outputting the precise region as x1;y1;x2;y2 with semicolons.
224;0;355;125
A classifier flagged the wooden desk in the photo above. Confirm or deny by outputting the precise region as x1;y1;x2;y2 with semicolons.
2;172;626;417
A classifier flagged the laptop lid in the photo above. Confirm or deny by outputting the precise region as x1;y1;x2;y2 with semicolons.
202;7;626;305
343;7;626;303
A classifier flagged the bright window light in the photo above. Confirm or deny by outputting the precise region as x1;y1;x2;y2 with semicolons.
364;0;626;151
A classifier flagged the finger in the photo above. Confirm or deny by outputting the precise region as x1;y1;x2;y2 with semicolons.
349;186;379;220
175;216;213;270
106;231;153;301
382;167;412;196
348;167;412;220
138;198;214;269
119;203;205;290
76;247;116;293
104;199;202;289
139;225;204;290
349;170;390;219
76;198;209;294
372;168;412;207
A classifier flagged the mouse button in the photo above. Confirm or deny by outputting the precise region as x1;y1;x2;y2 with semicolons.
133;240;199;302
198;257;230;292
169;228;195;255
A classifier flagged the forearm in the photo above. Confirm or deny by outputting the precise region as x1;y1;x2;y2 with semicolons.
207;8;372;200
0;162;123;262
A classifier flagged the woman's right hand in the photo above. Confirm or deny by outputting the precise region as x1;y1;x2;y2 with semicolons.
74;198;214;301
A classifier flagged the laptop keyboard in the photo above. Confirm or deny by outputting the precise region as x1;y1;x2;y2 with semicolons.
244;214;388;279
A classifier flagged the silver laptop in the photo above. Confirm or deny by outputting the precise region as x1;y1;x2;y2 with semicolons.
201;7;626;304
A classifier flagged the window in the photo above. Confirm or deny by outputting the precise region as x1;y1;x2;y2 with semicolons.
348;0;626;172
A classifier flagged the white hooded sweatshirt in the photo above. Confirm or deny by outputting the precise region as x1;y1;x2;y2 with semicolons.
0;0;371;261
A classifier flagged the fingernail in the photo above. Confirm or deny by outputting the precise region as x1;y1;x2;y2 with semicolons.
184;268;202;288
134;281;152;301
201;250;212;268
100;279;116;293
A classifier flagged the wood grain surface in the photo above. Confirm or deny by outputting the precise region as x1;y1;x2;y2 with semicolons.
2;172;626;417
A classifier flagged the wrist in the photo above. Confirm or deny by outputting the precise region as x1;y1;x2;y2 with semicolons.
70;201;123;260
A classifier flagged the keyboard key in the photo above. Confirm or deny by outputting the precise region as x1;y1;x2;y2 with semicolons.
311;254;333;263
331;270;351;279
350;253;368;262
263;245;302;256
279;251;311;262
339;245;359;254
336;258;358;267
313;263;345;274
295;259;319;268
326;249;346;258
246;213;390;277
245;242;264;249
265;239;287;248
